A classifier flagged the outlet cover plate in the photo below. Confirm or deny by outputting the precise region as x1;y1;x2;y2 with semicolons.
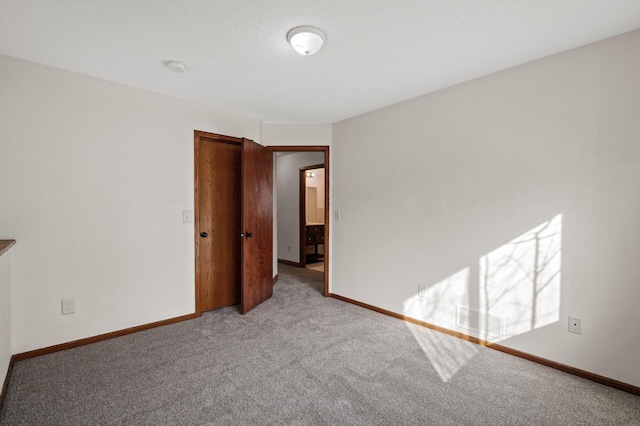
568;316;582;334
418;284;427;299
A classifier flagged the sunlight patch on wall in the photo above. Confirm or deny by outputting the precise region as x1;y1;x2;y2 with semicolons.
479;214;562;340
400;216;562;382
403;268;470;327
405;322;479;382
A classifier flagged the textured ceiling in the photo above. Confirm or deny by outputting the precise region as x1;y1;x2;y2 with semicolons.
1;1;639;123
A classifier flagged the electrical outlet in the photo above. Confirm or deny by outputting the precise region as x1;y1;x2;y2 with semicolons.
418;284;427;299
288;245;291;252
61;298;75;315
334;210;341;221
568;316;582;334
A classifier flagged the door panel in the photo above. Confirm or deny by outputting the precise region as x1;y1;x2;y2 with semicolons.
241;139;273;314
195;137;241;312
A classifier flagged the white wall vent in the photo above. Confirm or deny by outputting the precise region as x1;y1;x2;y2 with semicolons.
456;306;503;339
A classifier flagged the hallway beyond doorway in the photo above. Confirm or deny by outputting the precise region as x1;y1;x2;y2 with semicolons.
306;260;324;273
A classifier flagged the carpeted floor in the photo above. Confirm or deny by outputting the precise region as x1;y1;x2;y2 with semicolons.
1;264;639;425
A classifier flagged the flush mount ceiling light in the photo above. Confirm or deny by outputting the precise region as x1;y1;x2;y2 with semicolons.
287;26;326;56
166;60;186;72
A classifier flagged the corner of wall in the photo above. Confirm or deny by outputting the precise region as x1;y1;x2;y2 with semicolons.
0;246;14;403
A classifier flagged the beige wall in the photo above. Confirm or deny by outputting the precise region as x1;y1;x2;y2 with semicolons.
262;123;332;148
0;55;261;353
306;167;325;221
0;248;13;392
332;30;640;386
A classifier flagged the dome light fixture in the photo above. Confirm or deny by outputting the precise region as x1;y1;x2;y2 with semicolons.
287;26;326;56
166;60;186;72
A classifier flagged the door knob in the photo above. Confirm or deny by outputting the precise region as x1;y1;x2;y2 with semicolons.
245;232;253;238
200;232;208;238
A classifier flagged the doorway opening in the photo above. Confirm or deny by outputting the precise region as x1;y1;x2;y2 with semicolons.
301;164;325;273
270;146;329;297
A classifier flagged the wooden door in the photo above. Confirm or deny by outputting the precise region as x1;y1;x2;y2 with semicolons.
195;134;242;313
241;138;273;314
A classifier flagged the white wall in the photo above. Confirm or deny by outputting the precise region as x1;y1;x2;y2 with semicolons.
262;124;332;147
0;247;13;393
0;55;261;353
332;30;640;387
276;152;324;263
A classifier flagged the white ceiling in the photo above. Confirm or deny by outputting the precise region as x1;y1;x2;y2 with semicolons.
1;1;639;123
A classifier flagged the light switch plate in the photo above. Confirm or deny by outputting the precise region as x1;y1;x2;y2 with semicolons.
418;284;427;299
183;210;193;223
61;298;75;315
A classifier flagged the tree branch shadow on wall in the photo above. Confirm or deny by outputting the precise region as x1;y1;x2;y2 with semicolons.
402;215;562;382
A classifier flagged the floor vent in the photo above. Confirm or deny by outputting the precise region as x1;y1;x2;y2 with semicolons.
456;306;503;339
